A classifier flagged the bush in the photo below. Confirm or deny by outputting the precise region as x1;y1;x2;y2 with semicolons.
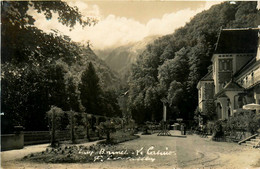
212;120;224;140
212;111;260;142
97;120;121;142
224;111;260;134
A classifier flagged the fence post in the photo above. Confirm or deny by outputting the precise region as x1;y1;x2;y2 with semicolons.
14;126;24;149
51;110;56;147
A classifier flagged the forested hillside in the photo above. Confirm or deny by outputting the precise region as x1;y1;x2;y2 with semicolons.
1;1;121;132
128;1;260;124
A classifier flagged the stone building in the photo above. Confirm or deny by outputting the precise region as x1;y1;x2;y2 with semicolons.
197;28;260;121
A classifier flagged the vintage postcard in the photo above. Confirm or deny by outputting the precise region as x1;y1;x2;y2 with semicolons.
1;1;260;168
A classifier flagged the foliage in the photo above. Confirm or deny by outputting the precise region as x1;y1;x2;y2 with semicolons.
23;144;140;163
101;90;122;117
224;111;260;134
204;101;217;121
79;62;102;114
97;120;121;143
212;111;260;141
1;1;121;132
128;1;259;124
46;106;65;128
212;120;224;139
46;106;64;147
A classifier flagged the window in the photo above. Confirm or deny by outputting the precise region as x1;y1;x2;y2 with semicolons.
238;96;243;108
219;59;232;71
251;72;254;84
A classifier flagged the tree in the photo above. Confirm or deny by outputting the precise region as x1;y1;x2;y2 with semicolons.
158;47;189;89
1;1;96;132
101;90;122;117
79;62;102;115
46;106;64;147
66;77;80;112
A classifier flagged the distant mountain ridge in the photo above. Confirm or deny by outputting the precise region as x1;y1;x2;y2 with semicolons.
94;35;159;79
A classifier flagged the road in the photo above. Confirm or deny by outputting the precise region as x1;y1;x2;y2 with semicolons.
1;130;260;169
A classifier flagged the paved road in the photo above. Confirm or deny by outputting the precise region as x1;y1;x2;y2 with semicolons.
1;130;260;169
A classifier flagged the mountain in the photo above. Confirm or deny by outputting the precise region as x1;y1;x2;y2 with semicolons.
61;45;120;90
94;35;158;80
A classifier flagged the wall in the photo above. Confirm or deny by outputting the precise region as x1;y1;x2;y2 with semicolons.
24;131;50;145
198;81;214;113
237;65;260;89
1;133;24;151
1;129;99;151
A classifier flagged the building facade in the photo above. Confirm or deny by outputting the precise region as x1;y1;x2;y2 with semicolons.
197;28;260;121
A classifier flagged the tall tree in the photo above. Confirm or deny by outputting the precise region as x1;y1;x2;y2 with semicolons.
79;62;102;115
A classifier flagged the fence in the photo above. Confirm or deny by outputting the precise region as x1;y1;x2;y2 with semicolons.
24;129;98;145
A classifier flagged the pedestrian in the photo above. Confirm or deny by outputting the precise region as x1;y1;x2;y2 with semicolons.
181;124;184;135
184;124;186;135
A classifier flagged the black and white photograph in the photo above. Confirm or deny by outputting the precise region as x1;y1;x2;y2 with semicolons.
1;0;260;168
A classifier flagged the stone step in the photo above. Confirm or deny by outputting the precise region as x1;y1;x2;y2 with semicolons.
245;141;256;145
241;143;248;146
244;143;255;147
241;142;252;146
250;139;260;142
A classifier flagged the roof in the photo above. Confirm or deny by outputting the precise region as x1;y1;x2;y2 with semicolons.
233;57;256;78
196;71;213;89
200;71;213;81
223;81;243;90
215;28;259;54
234;58;260;81
215;80;244;98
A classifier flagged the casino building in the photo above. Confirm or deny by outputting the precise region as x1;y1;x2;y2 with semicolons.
197;27;260;122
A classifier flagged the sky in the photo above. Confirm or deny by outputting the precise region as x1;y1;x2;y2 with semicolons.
29;1;222;50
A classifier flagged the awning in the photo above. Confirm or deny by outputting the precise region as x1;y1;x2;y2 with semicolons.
242;103;260;110
171;123;180;127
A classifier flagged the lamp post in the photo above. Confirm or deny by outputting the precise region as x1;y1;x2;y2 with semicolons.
157;98;171;136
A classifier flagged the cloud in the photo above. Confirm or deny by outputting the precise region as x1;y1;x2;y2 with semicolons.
29;1;221;50
66;1;101;19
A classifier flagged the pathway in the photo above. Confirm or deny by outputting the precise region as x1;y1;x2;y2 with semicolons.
1;130;260;169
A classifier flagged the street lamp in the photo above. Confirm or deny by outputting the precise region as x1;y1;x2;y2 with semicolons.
157;98;171;136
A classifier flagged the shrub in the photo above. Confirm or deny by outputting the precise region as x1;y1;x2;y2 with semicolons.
224;111;260;134
212;120;224;140
97;120;121;143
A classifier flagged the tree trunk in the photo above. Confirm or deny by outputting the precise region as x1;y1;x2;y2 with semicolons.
106;131;110;141
51;111;56;147
86;125;90;140
71;112;76;144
